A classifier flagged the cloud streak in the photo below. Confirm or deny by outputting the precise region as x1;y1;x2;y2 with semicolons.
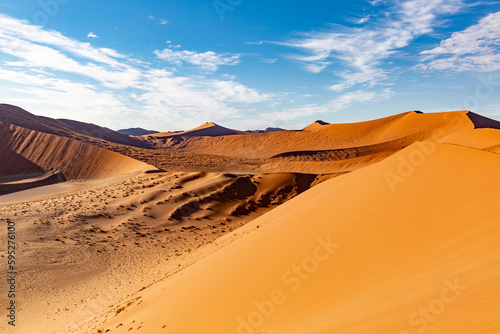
154;48;241;71
420;11;500;72
279;0;464;91
0;14;269;130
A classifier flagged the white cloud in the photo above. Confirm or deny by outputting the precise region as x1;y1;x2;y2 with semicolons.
0;14;270;130
134;69;270;127
87;32;98;38
0;68;134;128
0;35;142;89
147;15;154;20
260;58;277;64
160;19;169;25
154;48;241;71
268;88;394;122
0;14;126;66
420;11;500;72
279;0;464;90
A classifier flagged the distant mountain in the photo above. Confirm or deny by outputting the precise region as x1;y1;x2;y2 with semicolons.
264;127;285;132
118;128;159;136
245;127;286;134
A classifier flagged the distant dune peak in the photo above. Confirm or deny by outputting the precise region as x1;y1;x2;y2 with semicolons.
194;121;218;130
151;121;239;138
303;119;330;131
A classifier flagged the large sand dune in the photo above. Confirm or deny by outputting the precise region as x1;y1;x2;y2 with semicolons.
0;104;151;149
145;111;476;159
98;142;500;334
0;170;327;333
151;122;240;138
0;121;155;183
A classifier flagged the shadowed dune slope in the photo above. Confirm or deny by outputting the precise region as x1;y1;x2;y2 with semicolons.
466;111;500;129
148;111;476;159
101;142;500;334
0;122;156;180
0;104;150;148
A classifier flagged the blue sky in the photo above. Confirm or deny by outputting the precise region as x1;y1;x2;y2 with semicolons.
0;0;499;131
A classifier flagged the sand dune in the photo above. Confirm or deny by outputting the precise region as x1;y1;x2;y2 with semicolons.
150;122;240;138
0;170;326;333
2;106;500;334
0;104;150;149
0;172;65;196
0;121;156;182
147;111;475;159
4;106;500;176
98;142;500;334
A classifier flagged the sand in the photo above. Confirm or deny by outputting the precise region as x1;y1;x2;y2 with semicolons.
2;106;500;334
145;111;475;159
0;122;156;180
0;171;325;333
96;142;500;334
150;122;240;138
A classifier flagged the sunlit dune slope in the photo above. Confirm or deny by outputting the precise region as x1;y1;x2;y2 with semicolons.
0;122;156;181
147;111;475;159
101;142;500;334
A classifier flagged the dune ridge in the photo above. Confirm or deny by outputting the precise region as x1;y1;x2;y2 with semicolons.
145;111;475;159
0;121;156;181
0;104;151;149
150;122;240;138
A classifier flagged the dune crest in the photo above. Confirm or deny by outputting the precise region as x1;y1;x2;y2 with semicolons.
150;122;239;138
0;122;156;182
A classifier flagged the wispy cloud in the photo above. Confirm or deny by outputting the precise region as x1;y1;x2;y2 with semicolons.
154;48;241;71
87;32;98;38
260;58;277;64
0;14;270;130
0;35;142;89
0;14;126;66
266;88;394;123
279;0;465;90
160;19;169;25
419;11;500;72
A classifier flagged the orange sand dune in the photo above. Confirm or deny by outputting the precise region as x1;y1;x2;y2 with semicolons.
0;104;150;148
99;142;500;334
0;170;327;333
150;122;240;138
148;111;476;159
0;121;156;181
439;128;500;149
